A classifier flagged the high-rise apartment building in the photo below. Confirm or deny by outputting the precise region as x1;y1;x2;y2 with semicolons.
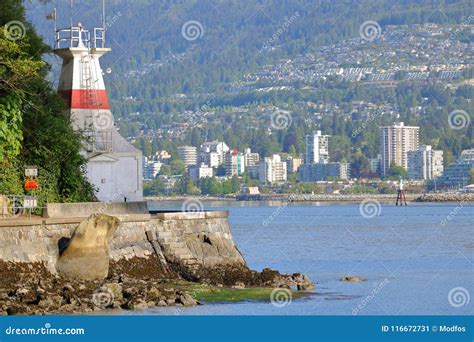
305;131;330;164
244;148;260;167
177;146;197;167
224;150;245;177
259;154;287;184
380;122;419;176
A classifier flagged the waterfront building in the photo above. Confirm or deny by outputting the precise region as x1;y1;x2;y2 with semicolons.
200;140;229;166
429;148;474;190
247;165;260;179
189;164;213;181
178;146;197;167
143;158;162;180
285;156;303;174
369;154;382;175
380;122;419;176
244;148;260;167
305;131;330;164
198;151;220;168
259;155;287;184
299;162;350;182
407;145;444;180
224;150;245;177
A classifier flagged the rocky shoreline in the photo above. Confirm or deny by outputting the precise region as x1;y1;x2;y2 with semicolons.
0;256;313;315
414;193;474;202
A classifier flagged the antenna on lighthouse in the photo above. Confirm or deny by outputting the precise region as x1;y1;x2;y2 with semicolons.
70;0;73;28
101;0;106;46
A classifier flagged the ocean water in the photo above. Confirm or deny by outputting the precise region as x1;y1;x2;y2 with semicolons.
144;200;473;315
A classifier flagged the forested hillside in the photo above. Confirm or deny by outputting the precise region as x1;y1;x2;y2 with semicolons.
24;0;473;178
26;0;472;112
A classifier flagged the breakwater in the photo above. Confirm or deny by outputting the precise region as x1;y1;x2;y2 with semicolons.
414;193;474;202
236;193;421;202
236;192;474;202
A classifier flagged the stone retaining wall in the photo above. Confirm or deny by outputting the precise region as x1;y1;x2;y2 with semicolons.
0;210;244;273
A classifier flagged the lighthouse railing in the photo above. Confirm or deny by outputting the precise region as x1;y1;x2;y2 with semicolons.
55;26;105;49
93;28;105;48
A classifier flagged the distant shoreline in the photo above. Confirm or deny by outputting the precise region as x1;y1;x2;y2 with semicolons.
145;193;474;203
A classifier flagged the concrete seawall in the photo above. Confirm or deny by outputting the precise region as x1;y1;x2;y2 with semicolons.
0;204;244;273
0;202;315;315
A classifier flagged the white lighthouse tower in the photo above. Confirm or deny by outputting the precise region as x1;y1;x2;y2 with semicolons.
54;22;143;202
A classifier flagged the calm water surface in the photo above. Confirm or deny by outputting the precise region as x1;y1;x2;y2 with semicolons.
143;201;473;315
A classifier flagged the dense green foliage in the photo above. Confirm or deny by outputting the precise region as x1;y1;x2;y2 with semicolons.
0;0;95;203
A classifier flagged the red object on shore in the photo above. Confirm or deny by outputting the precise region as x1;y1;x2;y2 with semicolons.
24;179;39;191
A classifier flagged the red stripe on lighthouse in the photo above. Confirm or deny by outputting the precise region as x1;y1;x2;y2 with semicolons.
59;89;110;109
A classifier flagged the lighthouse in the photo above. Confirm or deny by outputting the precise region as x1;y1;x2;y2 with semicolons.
54;24;143;202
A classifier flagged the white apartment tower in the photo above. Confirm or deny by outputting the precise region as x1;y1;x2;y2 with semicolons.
244;148;260;167
259;155;287;184
305;131;330;164
380;122;419;176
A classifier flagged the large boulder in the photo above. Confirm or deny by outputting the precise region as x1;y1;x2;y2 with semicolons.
56;214;120;280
